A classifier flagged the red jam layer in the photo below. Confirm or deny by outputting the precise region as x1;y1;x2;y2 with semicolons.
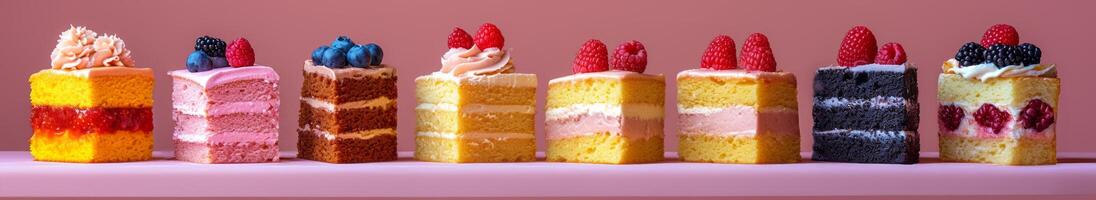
30;106;153;137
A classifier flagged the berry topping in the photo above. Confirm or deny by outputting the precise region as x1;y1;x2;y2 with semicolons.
210;57;229;68
740;33;777;72
311;46;329;64
225;38;256;67
321;47;347;68
474;23;505;49
1019;43;1042;65
572;39;610;74
1019;99;1055;132
364;43;383;66
981;24;1020;47
185;50;213;72
331;36;356;52
973;103;1011;134
611;40;648;73
954;42;986;67
838;26;878;67
939;105;965;131
874;42;907;65
985;44;1023;68
448;27;474;49
195;36;227;57
700;35;736;70
347;45;372;68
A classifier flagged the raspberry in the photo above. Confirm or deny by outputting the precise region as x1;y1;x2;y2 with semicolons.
837;26;877;67
572;39;609;74
938;105;965;131
985;44;1023;68
973;103;1011;134
875;42;907;65
473;23;504;49
981;24;1020;47
447;27;473;49
1018;43;1041;65
611;40;648;73
225;38;256;67
700;35;736;70
954;42;986;66
1019;99;1055;132
194;36;226;57
740;33;776;72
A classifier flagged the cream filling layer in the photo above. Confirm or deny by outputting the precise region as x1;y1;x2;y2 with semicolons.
416;131;535;140
301;125;396;141
677;105;798;136
301;96;396;112
415;103;534;114
546;103;663;120
813;96;912;108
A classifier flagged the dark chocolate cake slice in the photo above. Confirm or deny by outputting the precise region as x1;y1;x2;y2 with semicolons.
812;65;919;164
297;55;398;163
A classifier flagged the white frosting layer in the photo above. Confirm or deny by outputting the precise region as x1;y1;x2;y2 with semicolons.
546;103;663;120
300;125;396;141
813;96;912;108
168;66;279;89
548;70;664;84
418;72;537;88
301;97;395;112
416;103;534;114
944;59;1056;81
815;129;916;139
417;132;535;140
439;46;512;76
303;60;395;80
819;63;911;72
677;105;795;115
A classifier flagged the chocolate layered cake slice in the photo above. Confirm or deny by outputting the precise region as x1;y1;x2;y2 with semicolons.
298;37;397;163
811;26;920;164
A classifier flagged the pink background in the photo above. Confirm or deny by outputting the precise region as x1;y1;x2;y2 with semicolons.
1;0;1093;153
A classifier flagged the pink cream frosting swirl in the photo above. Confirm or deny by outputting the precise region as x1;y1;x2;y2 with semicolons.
438;45;513;76
49;26;135;70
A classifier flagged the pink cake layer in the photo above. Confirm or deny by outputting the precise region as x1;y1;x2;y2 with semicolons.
678;106;798;136
545;113;662;140
173;112;278;135
174;140;279;164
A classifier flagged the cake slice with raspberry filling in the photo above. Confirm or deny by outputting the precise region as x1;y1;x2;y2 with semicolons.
937;24;1058;165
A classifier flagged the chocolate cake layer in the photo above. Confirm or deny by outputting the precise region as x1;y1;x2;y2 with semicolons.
297;132;397;163
298;102;397;133
812;103;919;131
812;130;919;164
813;67;918;100
301;72;397;104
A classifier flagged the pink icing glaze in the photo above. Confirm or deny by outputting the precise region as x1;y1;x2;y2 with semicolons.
678;106;798;136
167;66;279;89
545;113;663;140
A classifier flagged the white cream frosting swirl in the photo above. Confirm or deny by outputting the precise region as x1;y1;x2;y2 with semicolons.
49;25;135;70
943;59;1055;81
438;45;512;76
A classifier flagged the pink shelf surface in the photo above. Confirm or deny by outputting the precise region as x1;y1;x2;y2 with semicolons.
2;151;1095;198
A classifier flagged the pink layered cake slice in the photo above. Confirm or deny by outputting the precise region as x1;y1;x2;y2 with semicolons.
170;37;280;163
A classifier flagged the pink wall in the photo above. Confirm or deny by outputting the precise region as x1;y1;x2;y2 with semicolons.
2;0;1093;152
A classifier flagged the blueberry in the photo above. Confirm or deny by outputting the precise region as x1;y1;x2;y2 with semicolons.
331;36;355;53
364;43;383;66
186;50;213;72
347;45;372;68
210;57;229;68
311;46;329;64
321;47;347;68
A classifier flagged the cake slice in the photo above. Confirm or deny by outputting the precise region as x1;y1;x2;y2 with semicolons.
812;26;920;164
414;23;537;163
299;36;397;163
170;37;279;163
677;33;800;164
937;24;1058;165
546;40;664;164
29;26;153;163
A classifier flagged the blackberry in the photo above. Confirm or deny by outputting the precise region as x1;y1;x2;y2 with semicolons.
1019;43;1042;65
194;36;227;57
984;44;1022;68
953;42;985;67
